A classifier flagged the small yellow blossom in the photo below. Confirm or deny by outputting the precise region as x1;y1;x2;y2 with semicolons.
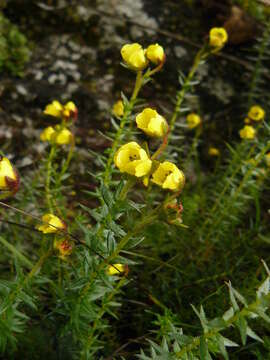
0;157;19;193
248;105;265;122
121;43;148;71
53;128;73;145
44;100;77;120
209;27;228;48
208;147;220;156
239;125;256;140
44;100;63;118
244;117;251;124
40;126;56;142
37;213;66;234
265;153;270;167
146;44;165;64
113;100;124;117
107;263;125;276
151;161;185;191
54;239;73;258
186;113;201;129
136;108;168;137
114;142;152;177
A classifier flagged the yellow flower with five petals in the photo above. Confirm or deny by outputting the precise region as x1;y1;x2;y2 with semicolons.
239;125;256;140
37;213;66;234
151;161;185;191
136;108;168;137
209;27;228;48
248;105;265;122
121;43;148;71
40;126;56;142
114;142;152;177
44;100;77;120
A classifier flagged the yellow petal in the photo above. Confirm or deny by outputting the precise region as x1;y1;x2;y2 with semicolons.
0;157;16;189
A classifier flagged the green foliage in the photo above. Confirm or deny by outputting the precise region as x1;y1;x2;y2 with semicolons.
0;12;30;76
0;16;270;360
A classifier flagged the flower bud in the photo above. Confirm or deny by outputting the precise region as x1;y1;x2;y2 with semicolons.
146;44;165;64
239;125;256;140
54;239;73;258
151;161;185;191
186;113;201;129
113;100;124;117
248;105;265;122
208;147;220;156
209;27;228;48
121;43;148;71
136;108;168;137
0;157;20;195
114;142;152;178
37;213;66;234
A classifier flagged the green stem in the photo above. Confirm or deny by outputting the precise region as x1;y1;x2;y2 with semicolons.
45;145;56;212
83;276;126;355
203;141;270;244
175;292;270;358
0;235;33;269
103;71;144;185
168;48;205;146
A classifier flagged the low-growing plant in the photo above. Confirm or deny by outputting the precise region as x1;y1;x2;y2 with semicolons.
0;20;270;360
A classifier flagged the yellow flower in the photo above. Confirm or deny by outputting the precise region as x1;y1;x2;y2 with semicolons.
114;142;152;177
107;263;125;276
146;44;165;64
113;100;124;117
53;128;73;145
248;105;265;122
0;157;19;193
44;100;63;118
37;213;66;234
44;100;77;120
136;108;168;137
186;113;201;129
40;126;56;142
265;153;270;167
54;239;73;258
62;101;78;120
209;27;228;48
244;117;251;124
151;161;185;191
208;147;220;156
121;43;148;71
239;125;256;139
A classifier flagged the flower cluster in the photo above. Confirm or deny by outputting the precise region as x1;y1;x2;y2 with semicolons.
121;43;165;71
239;105;265;140
0;156;20;197
114;142;185;192
40;100;77;146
